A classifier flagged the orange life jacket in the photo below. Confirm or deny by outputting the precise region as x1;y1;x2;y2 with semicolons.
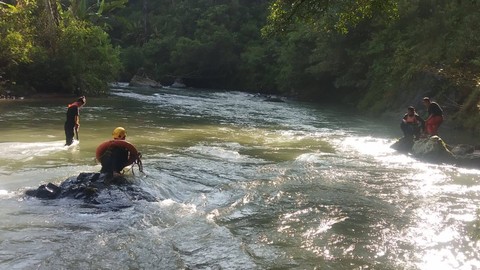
405;114;418;123
68;101;81;108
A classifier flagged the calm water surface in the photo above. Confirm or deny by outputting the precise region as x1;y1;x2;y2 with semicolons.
0;86;479;269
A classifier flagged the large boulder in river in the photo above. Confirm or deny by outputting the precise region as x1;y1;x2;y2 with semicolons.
411;136;455;162
391;136;480;168
170;78;187;88
391;135;454;163
129;74;163;88
25;173;157;210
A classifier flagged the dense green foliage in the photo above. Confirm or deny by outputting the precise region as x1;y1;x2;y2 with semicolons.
263;0;399;35
1;0;480;132
0;0;122;95
109;0;272;89
264;0;480;132
0;0;36;92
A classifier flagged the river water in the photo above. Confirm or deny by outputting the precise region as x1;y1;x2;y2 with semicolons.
0;86;479;269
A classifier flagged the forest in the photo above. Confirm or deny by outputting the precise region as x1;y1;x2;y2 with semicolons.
1;0;480;133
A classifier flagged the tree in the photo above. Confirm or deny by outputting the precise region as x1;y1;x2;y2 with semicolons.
263;0;399;35
0;0;124;95
55;18;122;94
0;0;36;89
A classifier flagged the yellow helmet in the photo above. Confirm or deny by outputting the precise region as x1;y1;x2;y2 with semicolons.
112;127;126;139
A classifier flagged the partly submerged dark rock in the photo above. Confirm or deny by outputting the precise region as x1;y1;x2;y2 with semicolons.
263;96;285;103
450;144;475;155
453;152;480;168
25;182;61;199
391;136;480;168
390;136;415;153
25;173;157;210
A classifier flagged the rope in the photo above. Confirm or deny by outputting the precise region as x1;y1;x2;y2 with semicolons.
130;153;144;175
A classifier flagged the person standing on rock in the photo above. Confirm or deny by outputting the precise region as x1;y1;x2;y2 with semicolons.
401;106;425;140
64;96;86;146
422;97;444;136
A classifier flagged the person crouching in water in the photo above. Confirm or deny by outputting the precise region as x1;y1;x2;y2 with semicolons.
401;106;425;140
96;127;141;182
65;96;86;146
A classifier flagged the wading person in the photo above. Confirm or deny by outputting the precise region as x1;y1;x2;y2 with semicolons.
64;96;86;146
401;106;425;140
422;97;443;136
96;127;141;180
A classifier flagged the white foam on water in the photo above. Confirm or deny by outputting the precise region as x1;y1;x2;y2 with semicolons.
0;190;11;198
187;145;242;161
0;140;78;161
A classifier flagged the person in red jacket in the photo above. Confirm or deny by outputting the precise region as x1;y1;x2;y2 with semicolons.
64;96;86;146
96;127;142;181
100;127;130;176
422;97;444;136
401;106;425;139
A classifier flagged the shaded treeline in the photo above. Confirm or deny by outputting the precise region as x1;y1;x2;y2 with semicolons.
110;0;274;90
1;0;480;132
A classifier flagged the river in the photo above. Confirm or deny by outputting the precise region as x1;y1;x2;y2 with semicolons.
0;86;479;269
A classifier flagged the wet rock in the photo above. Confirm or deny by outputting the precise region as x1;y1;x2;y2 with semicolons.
263;95;285;103
265;98;284;103
450;144;475;155
391;136;480;168
129;74;163;88
25;173;157;210
411;136;454;162
170;78;186;88
25;183;61;199
390;136;414;153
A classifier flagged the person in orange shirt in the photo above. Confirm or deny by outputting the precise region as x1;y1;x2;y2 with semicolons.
401;106;425;140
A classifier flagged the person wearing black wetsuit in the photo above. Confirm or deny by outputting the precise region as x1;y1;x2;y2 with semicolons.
64;96;86;146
